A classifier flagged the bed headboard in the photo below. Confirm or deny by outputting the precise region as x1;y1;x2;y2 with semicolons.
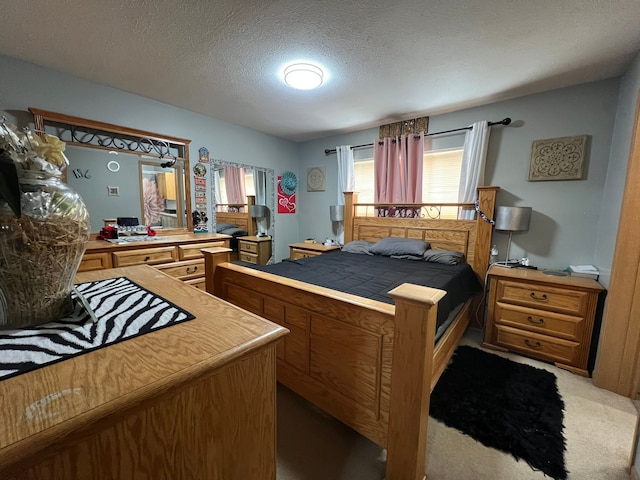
343;186;499;283
215;195;256;235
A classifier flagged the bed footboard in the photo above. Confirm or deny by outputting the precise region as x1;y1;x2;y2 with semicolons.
203;255;450;480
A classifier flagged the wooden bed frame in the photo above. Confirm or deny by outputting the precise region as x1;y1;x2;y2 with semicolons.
203;186;498;480
215;194;256;235
215;195;256;260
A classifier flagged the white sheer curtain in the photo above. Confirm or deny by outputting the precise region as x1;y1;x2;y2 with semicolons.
336;145;355;244
458;121;490;219
213;169;222;205
253;169;268;235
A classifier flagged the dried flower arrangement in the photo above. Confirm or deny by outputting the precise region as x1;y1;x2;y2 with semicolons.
0;118;90;329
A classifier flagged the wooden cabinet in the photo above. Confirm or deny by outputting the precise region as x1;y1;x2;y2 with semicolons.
289;242;341;260
0;265;288;480
238;236;272;265
484;265;604;376
78;233;230;289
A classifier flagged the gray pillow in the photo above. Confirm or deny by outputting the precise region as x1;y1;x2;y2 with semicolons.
215;223;236;233
342;240;374;255
423;248;465;265
369;237;430;257
219;227;248;237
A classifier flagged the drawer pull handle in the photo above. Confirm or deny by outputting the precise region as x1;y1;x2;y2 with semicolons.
524;339;542;349
530;292;548;301
144;256;151;262
527;316;544;325
186;266;198;274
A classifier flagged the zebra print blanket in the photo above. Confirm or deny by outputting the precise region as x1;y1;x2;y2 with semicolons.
0;276;195;381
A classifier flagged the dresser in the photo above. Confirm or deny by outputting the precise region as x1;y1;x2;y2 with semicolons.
484;265;604;376
237;236;272;265
79;233;231;290
0;265;288;480
288;242;341;260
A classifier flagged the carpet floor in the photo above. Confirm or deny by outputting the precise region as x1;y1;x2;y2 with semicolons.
276;329;637;480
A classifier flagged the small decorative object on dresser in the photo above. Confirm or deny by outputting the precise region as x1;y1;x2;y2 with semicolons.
484;265;605;376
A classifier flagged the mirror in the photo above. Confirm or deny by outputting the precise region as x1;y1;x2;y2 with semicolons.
211;159;275;247
66;148;189;232
30;108;193;233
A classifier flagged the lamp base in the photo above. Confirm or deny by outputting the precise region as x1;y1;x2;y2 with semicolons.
492;260;521;268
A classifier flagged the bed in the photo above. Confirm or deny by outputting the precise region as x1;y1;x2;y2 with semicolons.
215;196;256;259
203;186;498;480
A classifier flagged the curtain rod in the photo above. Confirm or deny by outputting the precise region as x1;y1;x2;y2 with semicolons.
323;117;511;155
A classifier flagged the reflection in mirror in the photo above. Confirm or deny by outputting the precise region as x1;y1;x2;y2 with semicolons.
211;160;275;260
65;147;189;232
30;108;193;233
139;161;186;229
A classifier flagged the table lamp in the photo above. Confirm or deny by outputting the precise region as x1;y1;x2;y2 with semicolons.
250;205;268;237
493;206;532;267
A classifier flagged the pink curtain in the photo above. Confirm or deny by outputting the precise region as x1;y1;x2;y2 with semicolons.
224;166;246;206
374;133;424;203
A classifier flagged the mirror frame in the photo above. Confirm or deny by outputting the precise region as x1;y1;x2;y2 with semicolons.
29;108;193;232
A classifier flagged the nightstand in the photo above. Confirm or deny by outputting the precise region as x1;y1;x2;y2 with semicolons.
237;236;272;265
289;242;341;260
484;265;604;376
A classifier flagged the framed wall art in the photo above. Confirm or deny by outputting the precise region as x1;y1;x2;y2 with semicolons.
307;166;326;192
528;135;588;181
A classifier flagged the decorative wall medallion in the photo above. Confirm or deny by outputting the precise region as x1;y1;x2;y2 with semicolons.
528;135;588;181
193;163;207;177
307;166;326;191
106;160;120;172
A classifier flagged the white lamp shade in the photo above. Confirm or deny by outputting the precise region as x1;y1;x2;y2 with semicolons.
284;63;324;90
329;205;344;222
494;206;532;232
250;205;268;219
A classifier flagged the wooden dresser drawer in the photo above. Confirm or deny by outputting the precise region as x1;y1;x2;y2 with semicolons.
184;277;206;290
78;252;112;272
112;246;178;267
179;241;226;260
238;240;259;254
239;251;258;264
495;303;585;341
155;259;204;280
494;325;580;366
497;279;588;315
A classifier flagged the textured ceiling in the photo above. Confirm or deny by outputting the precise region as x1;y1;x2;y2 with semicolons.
1;1;639;142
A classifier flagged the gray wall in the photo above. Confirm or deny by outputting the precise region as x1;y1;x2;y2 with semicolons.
297;79;621;274
0;54;299;261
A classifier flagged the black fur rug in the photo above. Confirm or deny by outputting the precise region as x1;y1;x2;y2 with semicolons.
430;345;568;479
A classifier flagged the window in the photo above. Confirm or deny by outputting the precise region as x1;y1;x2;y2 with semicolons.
219;171;255;205
353;148;463;218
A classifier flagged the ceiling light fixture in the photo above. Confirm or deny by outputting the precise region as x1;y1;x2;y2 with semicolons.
284;63;324;90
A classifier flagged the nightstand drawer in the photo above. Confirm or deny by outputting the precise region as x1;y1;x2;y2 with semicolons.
495;325;580;366
495;303;585;341
497;280;588;315
239;251;258;264
290;248;318;260
238;240;259;254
